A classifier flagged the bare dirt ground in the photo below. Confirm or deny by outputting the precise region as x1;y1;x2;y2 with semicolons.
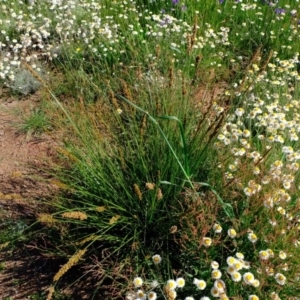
0;90;57;299
0;91;98;300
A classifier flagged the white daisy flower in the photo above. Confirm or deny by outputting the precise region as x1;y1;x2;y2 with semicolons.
210;286;219;298
147;291;157;300
275;273;286;285
227;228;237;238
252;279;260;288
279;251;287;259
243;272;255;285
235;108;245;117
235;252;244;259
249;295;259;300
213;223;222;233
248;232;258;243
231;272;242;282
134;277;143;288
166;279;177;290
211;269;222;280
214;279;226;293
176;277;185;288
226;256;236;266
136;289;146;300
202;237;213;247
211;261;219;269
193;278;207;290
152;254;162;264
259;250;270;260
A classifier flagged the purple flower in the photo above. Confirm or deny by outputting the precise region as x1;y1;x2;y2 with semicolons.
274;8;286;14
219;0;224;3
172;0;180;5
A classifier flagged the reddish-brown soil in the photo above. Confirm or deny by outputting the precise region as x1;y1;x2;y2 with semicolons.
0;90;57;299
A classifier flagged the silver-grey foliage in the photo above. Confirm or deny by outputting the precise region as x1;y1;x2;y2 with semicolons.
8;67;42;95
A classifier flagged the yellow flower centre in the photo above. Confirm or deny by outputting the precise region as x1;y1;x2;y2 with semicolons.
246;274;253;281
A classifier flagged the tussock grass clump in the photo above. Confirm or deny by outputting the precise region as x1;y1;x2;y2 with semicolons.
32;69;227;298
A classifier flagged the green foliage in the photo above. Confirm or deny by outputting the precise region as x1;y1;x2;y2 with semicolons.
27;291;70;300
17;107;50;136
47;76;220;256
0;219;28;248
